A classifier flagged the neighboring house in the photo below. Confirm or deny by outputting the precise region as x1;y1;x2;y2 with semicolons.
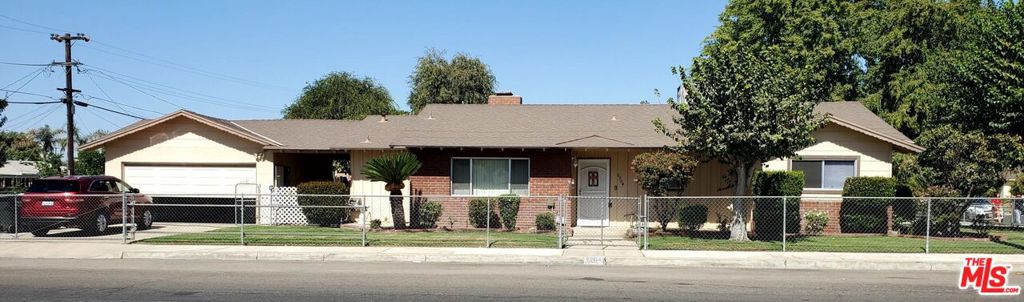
0;160;41;192
80;93;922;228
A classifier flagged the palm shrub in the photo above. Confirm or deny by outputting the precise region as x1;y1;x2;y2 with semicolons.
296;181;350;227
468;198;500;228
418;201;443;228
632;151;697;231
751;170;803;239
498;194;520;231
362;152;421;229
840;177;896;233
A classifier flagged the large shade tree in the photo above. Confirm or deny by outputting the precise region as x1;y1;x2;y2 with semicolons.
407;49;496;113
283;72;398;120
362;153;421;229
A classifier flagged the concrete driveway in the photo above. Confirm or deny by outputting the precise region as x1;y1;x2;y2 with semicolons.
0;222;230;241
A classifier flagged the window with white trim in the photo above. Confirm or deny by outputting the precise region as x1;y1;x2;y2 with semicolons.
791;160;856;189
451;158;529;196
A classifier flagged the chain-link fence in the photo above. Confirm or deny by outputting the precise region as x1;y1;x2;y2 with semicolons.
0;193;133;241
116;193;564;248
642;196;1024;254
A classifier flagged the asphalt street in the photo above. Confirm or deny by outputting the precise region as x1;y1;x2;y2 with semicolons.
0;258;1010;301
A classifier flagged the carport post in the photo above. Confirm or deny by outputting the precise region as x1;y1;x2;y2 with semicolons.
122;192;128;244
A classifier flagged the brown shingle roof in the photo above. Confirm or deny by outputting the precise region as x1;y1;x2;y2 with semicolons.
82;101;922;153
814;102;923;152
390;104;676;148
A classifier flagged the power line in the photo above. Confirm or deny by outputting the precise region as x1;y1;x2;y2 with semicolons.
5;100;62;104
81;106;122;128
0;24;47;35
76;101;146;120
3;67;50;98
4;102;50;124
83;72;164;116
18;104;62;132
0;89;59;100
0;61;53;67
85;67;279;112
0;14;66;33
2;66;49;90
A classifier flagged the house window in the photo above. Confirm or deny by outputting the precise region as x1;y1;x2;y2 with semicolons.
451;158;529;196
792;160;856;189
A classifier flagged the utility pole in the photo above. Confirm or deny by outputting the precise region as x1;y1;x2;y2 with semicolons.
51;33;89;176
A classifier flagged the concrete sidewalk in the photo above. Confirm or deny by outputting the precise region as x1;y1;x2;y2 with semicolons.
0;240;1019;271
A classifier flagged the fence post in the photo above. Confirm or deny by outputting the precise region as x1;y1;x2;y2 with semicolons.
239;196;246;246
782;197;787;252
13;195;18;239
643;195;649;250
485;197;491;248
925;198;931;254
361;199;367;247
557;196;563;249
122;192;128;244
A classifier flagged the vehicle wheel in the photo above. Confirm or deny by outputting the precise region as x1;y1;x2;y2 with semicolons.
30;229;48;237
83;213;110;234
137;209;154;230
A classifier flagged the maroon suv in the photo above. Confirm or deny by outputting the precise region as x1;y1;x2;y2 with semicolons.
20;176;154;236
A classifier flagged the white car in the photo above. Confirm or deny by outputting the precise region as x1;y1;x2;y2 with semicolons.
964;200;994;222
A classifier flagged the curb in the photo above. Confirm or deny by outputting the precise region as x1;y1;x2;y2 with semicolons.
101;251;973;271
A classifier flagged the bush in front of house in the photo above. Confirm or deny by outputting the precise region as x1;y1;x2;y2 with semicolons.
296;181;351;227
677;205;707;232
535;212;556;231
497;194;520;231
632;151;698;232
803;210;829;235
751;170;803;239
840;177;896;233
418;201;443;228
910;186;970;237
468;198;501;228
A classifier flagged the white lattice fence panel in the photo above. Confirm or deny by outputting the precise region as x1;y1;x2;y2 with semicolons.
268;187;308;225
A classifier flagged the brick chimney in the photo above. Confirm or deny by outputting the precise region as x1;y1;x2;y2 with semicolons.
488;92;522;105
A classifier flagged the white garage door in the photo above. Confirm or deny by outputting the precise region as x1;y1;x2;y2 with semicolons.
123;165;257;195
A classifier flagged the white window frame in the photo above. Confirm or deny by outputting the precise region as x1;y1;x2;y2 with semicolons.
451;157;531;196
791;159;858;190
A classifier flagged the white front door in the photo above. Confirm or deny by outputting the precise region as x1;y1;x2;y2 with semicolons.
577;159;610;227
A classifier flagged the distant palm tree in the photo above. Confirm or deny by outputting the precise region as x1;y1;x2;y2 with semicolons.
362;153;421;229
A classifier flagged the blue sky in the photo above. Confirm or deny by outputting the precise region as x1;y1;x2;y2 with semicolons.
0;1;726;135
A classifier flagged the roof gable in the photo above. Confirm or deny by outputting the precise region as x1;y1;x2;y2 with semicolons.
79;110;280;151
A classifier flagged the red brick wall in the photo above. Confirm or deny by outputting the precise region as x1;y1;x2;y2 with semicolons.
409;148;572;229
800;200;842;234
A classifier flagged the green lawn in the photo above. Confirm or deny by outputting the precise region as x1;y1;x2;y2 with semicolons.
139;225;558;248
647;228;1024;254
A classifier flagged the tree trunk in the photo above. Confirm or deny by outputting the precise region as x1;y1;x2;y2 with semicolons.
730;163;752;241
389;189;406;229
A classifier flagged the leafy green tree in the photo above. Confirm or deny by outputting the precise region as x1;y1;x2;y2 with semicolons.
660;51;824;241
408;49;496;113
853;0;977;138
75;130;109;175
914;126;1024;197
0;131;42;161
711;0;860;103
362;153;421;229
926;1;1024;136
283;72;398;120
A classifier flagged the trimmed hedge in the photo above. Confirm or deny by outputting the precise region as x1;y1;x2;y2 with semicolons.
468;198;500;228
751;170;803;239
418;201;443;228
840;177;896;233
678;205;707;232
296;181;351;227
535;212;555;231
498;194;521;231
912;186;969;237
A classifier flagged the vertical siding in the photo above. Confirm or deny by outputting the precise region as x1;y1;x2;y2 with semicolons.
350;149;410;227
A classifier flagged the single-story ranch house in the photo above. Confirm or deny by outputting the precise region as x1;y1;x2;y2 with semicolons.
80;93;922;230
